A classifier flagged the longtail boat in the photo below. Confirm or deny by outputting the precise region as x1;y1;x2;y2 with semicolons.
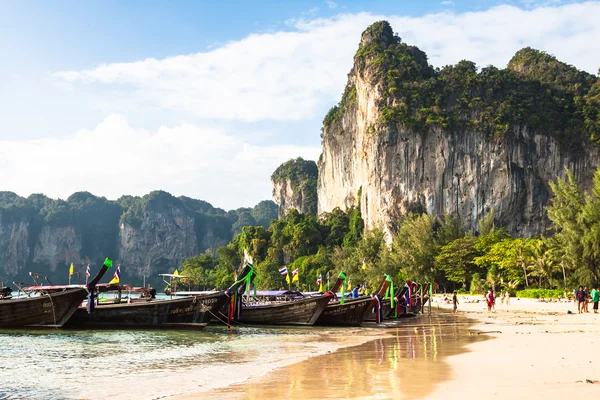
65;265;253;330
230;267;330;326
396;282;431;316
0;259;112;328
315;273;392;327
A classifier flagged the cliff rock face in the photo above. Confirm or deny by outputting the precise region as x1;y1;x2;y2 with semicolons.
32;225;82;272
318;21;600;239
272;158;318;218
0;217;29;277
118;206;198;279
0;191;272;284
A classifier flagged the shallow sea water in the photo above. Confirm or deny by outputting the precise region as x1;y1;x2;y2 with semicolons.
0;311;483;400
0;324;378;400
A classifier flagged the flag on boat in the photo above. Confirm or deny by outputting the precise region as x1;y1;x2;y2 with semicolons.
173;269;179;277
69;263;74;276
279;266;288;276
292;268;299;283
362;258;367;270
85;264;91;277
109;264;121;284
347;278;352;291
286;273;291;284
316;274;323;292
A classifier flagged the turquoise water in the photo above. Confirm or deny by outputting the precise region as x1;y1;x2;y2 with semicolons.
0;325;369;400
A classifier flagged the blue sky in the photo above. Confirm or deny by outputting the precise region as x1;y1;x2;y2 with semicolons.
0;0;599;209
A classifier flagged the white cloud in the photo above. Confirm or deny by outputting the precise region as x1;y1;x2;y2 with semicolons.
326;1;338;8
441;1;454;5
55;3;600;124
0;115;320;209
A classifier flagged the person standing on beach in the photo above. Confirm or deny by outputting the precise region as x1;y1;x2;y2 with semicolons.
591;286;599;314
452;291;459;313
486;290;495;312
583;287;589;312
576;286;586;314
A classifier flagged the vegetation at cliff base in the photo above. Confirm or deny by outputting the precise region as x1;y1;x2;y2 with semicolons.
181;167;600;294
323;20;600;148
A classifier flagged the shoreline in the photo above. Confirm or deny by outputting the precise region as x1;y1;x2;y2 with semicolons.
162;326;395;400
172;311;486;399
173;296;600;399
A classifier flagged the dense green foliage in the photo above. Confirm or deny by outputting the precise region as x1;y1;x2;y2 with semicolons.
271;157;318;216
323;20;600;148
515;288;566;299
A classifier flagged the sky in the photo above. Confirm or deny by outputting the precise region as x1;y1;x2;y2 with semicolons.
1;0;599;210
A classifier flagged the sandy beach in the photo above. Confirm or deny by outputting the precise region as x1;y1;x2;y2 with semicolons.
429;295;600;398
172;295;600;400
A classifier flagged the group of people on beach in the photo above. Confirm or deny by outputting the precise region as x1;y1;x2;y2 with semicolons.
449;290;511;313
484;290;511;312
574;286;599;314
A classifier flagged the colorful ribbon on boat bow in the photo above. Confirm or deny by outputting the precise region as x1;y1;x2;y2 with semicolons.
384;274;394;311
339;272;347;305
231;263;256;299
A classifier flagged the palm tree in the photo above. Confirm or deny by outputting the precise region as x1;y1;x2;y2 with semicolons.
527;238;559;288
513;239;530;287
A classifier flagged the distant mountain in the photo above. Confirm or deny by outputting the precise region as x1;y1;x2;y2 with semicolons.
0;190;277;285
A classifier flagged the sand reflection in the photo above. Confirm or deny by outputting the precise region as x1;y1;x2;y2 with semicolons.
213;313;488;399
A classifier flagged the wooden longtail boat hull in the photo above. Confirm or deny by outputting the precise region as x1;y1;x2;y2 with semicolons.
0;288;87;328
315;297;374;327
65;291;228;329
238;295;330;326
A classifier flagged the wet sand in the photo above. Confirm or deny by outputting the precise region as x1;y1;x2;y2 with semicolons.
174;297;600;399
174;313;486;399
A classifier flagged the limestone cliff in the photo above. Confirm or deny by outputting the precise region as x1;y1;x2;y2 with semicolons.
0;217;29;278
32;225;82;272
0;191;275;284
118;194;200;278
272;158;318;217
318;21;600;239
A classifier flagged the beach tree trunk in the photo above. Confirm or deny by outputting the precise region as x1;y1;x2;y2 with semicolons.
521;262;529;287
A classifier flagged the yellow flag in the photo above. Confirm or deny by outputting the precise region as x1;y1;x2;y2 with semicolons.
347;278;352;291
69;263;74;276
292;273;299;283
319;281;323;292
173;269;179;276
362;258;367;270
286;273;291;284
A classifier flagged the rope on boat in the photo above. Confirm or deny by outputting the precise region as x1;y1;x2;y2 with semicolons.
46;292;57;328
215;310;247;326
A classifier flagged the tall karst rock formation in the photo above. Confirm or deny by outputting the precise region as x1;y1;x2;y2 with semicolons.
318;21;600;239
272;158;318;218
